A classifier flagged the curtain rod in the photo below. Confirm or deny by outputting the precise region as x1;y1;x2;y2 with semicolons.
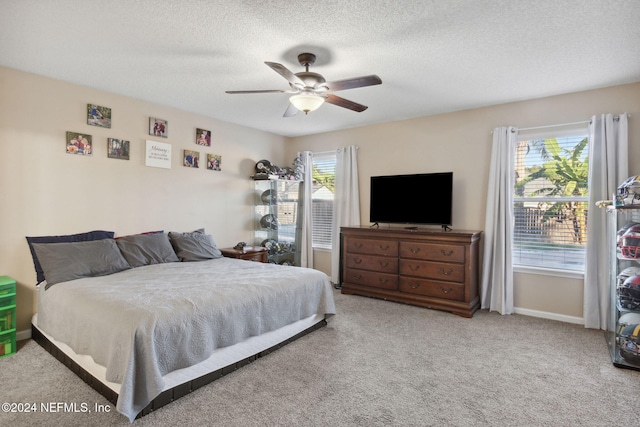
515;120;590;132
312;146;359;155
498;114;630;134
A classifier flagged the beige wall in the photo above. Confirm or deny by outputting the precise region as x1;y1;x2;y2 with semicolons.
287;82;640;322
0;66;289;333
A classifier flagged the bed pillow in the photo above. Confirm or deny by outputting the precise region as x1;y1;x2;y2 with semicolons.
26;230;115;284
32;239;131;289
115;232;179;267
168;228;223;262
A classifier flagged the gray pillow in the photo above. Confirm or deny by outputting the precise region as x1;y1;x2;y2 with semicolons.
32;239;131;289
168;228;223;262
115;232;179;267
25;230;115;285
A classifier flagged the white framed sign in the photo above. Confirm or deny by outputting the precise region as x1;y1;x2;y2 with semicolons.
145;140;171;169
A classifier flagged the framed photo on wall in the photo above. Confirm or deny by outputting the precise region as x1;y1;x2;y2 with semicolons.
196;128;211;146
207;154;221;171
107;138;130;160
87;104;111;128
183;150;199;168
149;117;168;138
66;131;92;155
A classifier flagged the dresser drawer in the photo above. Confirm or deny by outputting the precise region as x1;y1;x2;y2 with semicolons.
344;268;398;290
345;253;398;274
399;259;464;282
399;277;464;301
346;238;398;257
399;241;465;263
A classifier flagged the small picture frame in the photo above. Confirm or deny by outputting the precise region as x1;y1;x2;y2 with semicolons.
66;131;92;155
107;138;130;160
207;154;221;171
149;117;168;138
183;150;200;168
196;128;211;146
87;104;111;128
145;140;171;169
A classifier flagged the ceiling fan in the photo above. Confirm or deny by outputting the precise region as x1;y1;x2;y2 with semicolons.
225;53;382;117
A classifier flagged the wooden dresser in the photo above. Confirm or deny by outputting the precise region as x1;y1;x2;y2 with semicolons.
340;226;482;317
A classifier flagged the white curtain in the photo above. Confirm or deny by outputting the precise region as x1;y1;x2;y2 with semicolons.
298;151;314;268
331;146;360;284
584;114;628;329
481;126;518;315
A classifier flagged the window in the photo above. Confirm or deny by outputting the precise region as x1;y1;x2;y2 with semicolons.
311;152;336;249
513;126;589;271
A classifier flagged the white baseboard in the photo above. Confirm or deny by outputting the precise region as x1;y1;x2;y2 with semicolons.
514;307;584;325
17;328;32;341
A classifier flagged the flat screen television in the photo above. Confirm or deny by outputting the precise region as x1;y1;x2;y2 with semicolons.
369;172;453;227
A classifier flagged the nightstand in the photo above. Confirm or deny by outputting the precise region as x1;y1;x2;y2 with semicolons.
0;276;16;358
220;246;268;263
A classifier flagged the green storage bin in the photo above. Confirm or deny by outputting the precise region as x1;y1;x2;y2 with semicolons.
0;306;14;332
0;276;16;358
0;335;14;357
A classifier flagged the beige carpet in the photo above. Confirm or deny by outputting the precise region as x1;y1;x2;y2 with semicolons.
1;289;639;426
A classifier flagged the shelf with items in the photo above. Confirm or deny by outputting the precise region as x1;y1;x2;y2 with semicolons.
253;179;302;266
0;276;16;358
605;206;640;370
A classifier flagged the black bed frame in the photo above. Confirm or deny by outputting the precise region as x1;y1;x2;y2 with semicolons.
31;319;327;419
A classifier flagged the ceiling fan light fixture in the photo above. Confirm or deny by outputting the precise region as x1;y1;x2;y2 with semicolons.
289;93;325;114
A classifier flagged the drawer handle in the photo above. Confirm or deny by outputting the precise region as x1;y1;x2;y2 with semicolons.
379;261;390;268
352;274;362;280
410;247;421;254
379;244;390;251
354;243;363;249
440;287;453;294
379;278;389;284
354;258;363;264
439;268;453;276
409;282;420;289
441;249;454;256
409;265;420;272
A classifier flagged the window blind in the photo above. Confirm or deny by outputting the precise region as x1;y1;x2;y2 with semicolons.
311;152;336;249
513;132;589;271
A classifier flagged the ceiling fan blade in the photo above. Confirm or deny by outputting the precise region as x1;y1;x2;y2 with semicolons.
325;75;382;92
225;89;294;94
283;103;298;118
325;94;368;112
265;62;305;88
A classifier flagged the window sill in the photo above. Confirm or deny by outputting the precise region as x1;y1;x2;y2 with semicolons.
513;265;584;280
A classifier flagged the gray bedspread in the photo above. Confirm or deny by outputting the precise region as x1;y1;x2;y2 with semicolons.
36;257;336;421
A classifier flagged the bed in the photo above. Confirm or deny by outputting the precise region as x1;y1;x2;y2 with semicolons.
27;229;335;422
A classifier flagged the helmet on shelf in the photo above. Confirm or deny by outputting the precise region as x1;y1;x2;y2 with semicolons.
617;313;640;345
619;224;640;259
617;267;640;288
261;190;274;204
255;159;272;174
618;313;640;328
618;275;640;310
260;238;279;255
617;222;639;244
618;323;640;363
259;214;278;230
616;175;640;207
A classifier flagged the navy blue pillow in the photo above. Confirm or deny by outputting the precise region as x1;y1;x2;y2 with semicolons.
26;230;115;284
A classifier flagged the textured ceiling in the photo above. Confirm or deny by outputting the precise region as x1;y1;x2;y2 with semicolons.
1;0;639;137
